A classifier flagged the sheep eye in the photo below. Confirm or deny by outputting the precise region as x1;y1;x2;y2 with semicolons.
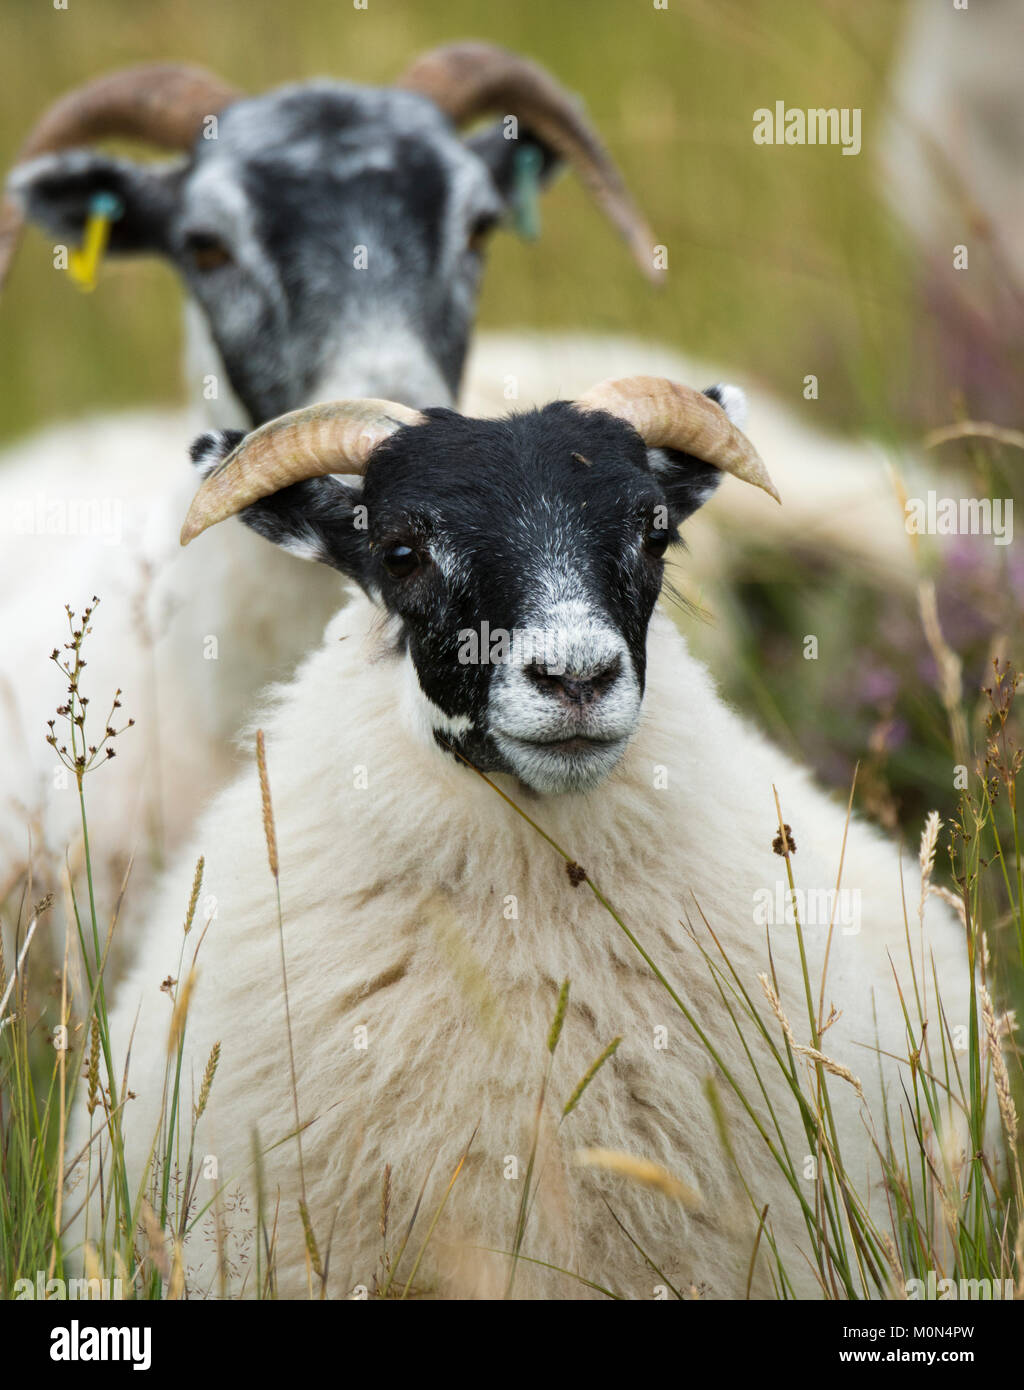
382;543;422;579
184;232;232;272
468;213;499;255
642;522;670;559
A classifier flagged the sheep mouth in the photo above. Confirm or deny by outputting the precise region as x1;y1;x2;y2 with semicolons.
491;728;632;795
499;732;624;754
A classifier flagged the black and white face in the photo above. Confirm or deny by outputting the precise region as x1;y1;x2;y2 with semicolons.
194;392;735;795
9;82;553;423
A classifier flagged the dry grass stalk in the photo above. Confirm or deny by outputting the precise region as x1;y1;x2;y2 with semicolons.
918;581;969;765
574;1147;701;1208
139;1198;170;1280
980;986;1018;1149
758;972;865;1101
256;730;278;879
880;1231;907;1299
195;1041;220;1121
919;812;940;893
797;1044;864;1102
83;1241;103;1288
0;912;39;1021
923;420;1024;452
86;1015;101;1116
166;967;198;1059
183;856;204;935
167;1239;185;1300
759;971;798;1048
927;882;967;927
380;1163;392;1243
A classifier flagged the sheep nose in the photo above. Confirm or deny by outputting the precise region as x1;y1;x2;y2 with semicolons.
524;654;623;707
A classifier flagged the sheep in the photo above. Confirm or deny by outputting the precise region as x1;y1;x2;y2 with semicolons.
0;45;657;918
1;49;964;975
84;377;986;1300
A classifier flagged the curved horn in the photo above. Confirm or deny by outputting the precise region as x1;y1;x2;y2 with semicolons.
180;400;426;546
397;42;661;284
1;63;241;291
576;376;780;502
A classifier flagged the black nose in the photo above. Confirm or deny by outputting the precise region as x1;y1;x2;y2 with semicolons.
524;654;623;707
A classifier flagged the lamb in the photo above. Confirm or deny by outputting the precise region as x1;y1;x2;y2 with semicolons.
86;377;985;1299
0;45;656;914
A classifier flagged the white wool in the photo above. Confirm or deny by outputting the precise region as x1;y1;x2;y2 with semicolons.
90;591;977;1300
0;407;344;918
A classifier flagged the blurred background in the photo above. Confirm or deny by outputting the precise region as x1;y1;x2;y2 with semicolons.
1;0;1021;874
4;0;1021;440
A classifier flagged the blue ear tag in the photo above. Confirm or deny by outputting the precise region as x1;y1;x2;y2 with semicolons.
66;190;125;292
512;144;544;242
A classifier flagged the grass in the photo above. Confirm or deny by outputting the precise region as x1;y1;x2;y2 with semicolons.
1;587;1020;1300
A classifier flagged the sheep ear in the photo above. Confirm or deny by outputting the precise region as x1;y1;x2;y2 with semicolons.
187;432;372;582
647;384;747;524
7;151;180;255
464;122;562;221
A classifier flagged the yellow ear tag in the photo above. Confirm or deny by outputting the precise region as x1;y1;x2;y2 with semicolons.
67;191;124;293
